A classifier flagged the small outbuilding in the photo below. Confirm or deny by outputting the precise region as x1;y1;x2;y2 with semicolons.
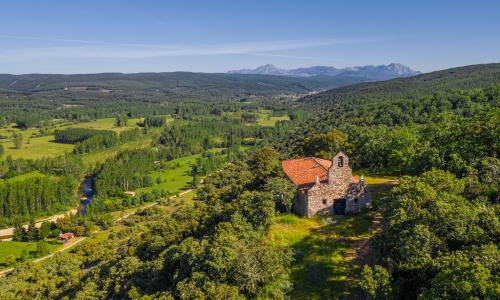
58;232;75;242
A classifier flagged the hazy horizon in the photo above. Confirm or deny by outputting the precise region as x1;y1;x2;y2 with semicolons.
1;0;499;74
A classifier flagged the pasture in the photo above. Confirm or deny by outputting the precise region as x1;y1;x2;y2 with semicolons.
0;116;171;161
134;154;199;194
0;241;61;267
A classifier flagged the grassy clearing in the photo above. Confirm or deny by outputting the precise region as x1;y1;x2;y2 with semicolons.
0;241;61;266
0;135;73;160
0;116;169;161
135;154;199;194
270;212;374;299
4;171;47;183
269;175;398;299
222;110;289;127
256;110;289;126
66;117;143;133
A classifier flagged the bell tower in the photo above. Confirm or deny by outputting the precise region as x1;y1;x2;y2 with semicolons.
328;151;352;190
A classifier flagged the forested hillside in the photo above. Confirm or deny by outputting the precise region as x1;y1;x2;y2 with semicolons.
0;72;342;107
0;63;497;299
299;63;500;107
273;63;499;299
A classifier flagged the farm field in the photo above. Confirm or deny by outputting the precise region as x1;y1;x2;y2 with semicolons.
0;135;73;160
0;116;170;161
134;154;199;194
0;241;61;267
222;109;290;126
256;110;290;126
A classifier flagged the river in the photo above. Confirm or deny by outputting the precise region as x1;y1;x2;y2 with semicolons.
79;176;95;215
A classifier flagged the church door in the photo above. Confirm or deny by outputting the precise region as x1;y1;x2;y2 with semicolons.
333;198;346;215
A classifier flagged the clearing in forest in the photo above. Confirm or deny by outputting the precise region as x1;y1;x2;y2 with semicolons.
268;175;397;299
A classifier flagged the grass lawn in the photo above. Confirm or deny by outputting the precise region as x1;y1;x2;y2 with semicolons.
0;240;61;267
135;154;199;194
4;170;47;183
256;110;289;126
0;135;73;160
222;110;289;127
67;117;143;133
270;212;374;299
269;175;398;299
0;116;168;161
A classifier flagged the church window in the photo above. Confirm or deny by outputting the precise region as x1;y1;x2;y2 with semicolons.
322;199;327;205
338;156;344;167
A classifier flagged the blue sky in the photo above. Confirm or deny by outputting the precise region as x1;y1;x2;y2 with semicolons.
1;0;499;74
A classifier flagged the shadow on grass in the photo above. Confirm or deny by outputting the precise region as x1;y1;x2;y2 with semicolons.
289;212;373;300
287;176;397;300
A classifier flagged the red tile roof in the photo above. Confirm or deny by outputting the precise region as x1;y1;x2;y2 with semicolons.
281;157;359;187
58;232;75;239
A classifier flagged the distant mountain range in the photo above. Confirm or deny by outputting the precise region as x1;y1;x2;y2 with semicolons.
228;63;421;81
297;63;500;107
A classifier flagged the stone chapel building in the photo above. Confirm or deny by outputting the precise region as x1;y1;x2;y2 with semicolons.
281;151;371;217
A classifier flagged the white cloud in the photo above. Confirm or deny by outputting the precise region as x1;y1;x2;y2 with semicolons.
0;37;385;62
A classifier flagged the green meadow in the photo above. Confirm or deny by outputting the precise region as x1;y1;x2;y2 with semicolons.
0;241;61;266
222;109;290;126
268;175;397;299
0;116;171;161
135;154;199;194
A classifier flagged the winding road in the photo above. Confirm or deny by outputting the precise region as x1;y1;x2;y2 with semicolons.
0;189;193;277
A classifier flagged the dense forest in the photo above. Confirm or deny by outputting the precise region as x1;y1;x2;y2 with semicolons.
0;71;342;123
0;175;77;226
0;63;497;299
273;65;499;298
299;63;500;107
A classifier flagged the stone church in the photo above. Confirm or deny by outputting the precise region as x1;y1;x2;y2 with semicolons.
281;151;371;217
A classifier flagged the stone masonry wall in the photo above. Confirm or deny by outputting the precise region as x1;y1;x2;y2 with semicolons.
291;152;371;217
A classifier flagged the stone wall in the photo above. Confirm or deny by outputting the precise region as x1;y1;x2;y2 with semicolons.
292;189;309;217
345;181;372;214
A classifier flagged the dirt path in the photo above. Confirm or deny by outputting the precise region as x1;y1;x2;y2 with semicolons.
0;190;194;277
0;209;79;239
344;211;383;266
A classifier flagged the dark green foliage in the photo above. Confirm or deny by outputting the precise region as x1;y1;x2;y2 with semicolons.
54;128;115;144
94;149;158;197
74;150;292;298
114;113;128;127
15;114;43;129
73;133;119;154
359;265;393;300
280;86;499;180
263;176;296;212
368;170;499;299
300;63;500;107
0;175;77;227
303;128;351;159
155;118;258;155
241;112;257;123
191;147;242;177
0;154;84;181
143;115;166;127
247;147;280;185
35;241;50;257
